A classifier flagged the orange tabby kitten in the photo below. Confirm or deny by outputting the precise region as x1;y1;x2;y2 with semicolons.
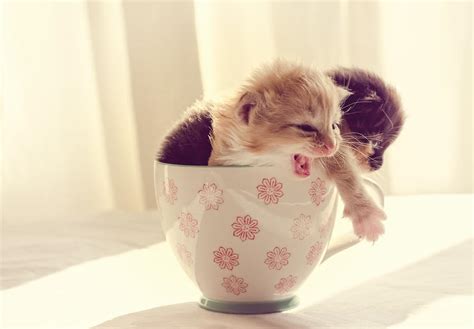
209;60;386;241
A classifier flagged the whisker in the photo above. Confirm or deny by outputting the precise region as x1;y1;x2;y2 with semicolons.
379;103;394;129
317;158;328;172
342;134;367;141
341;110;367;117
342;143;369;158
332;154;343;168
342;140;366;148
341;99;374;111
343;132;370;142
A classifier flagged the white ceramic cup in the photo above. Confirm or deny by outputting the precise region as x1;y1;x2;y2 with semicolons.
154;161;383;314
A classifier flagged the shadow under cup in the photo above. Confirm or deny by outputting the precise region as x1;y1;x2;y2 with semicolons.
154;161;382;314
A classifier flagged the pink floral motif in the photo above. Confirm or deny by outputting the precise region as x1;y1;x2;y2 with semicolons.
176;243;193;267
232;215;260;241
306;242;323;265
178;212;199;238
163;179;178;205
274;275;297;294
308;178;327;206
213;247;240;270
198;183;224;210
290;214;312;240
264;247;291;270
257;177;284;205
222;275;248;295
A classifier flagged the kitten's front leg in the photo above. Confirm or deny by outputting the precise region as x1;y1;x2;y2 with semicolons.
323;146;387;242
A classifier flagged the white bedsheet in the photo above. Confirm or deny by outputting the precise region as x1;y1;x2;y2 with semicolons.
1;194;473;328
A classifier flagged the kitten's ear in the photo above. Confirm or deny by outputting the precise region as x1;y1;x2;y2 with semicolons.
236;91;259;124
337;86;352;103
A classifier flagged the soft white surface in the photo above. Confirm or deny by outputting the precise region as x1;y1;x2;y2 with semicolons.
1;195;473;328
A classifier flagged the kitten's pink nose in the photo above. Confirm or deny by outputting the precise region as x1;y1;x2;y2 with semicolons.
322;141;335;154
313;141;336;156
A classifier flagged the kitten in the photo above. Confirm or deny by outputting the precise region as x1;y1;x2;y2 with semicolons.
327;68;405;171
158;101;214;165
208;60;386;241
208;61;345;173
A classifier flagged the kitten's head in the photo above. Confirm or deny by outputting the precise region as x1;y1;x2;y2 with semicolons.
328;68;405;171
216;60;349;177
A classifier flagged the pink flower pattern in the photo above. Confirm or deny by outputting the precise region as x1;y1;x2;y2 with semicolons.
169;176;334;293
274;275;297;294
213;247;240;270
198;183;224;210
178;212;199;238
222;275;248;295
176;243;193;267
306;242;323;265
308;178;327;206
232;215;260;241
163;179;178;205
264;247;291;270
290;214;312;240
257;177;284;205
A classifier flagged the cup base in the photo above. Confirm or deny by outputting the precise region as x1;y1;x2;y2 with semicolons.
198;295;299;314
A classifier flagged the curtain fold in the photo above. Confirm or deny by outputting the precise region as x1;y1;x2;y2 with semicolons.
87;1;146;211
4;2;115;221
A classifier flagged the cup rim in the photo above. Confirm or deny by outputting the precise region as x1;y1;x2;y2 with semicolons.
155;160;270;170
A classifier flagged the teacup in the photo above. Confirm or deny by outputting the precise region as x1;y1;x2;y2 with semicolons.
154;161;383;314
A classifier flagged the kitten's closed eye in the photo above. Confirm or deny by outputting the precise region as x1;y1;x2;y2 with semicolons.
294;124;319;134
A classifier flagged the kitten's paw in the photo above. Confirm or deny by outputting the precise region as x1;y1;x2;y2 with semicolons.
345;204;386;242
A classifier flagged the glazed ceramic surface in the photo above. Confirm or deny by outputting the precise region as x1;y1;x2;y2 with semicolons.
154;161;342;305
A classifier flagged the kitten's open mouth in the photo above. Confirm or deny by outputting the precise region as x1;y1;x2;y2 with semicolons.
292;154;311;177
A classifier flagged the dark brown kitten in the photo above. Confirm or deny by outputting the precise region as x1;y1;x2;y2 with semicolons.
157;101;213;165
327;68;405;171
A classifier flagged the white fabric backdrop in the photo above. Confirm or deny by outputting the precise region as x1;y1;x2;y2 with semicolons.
3;1;472;221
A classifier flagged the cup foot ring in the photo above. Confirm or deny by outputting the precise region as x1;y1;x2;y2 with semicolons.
198;295;299;314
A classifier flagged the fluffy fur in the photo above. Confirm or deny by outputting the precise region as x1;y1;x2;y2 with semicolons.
157;101;214;165
327;68;405;171
209;60;346;175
